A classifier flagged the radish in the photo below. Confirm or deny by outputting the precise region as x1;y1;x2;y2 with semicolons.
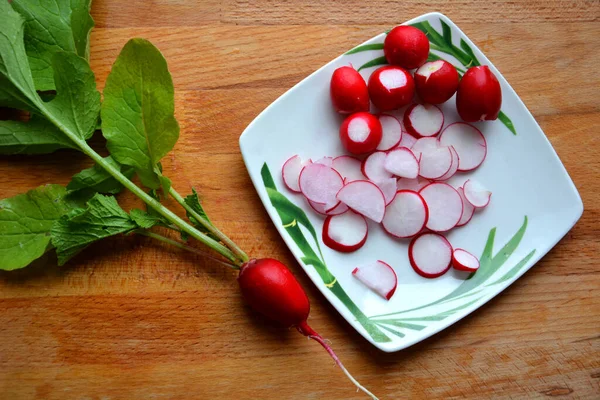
384;147;419;179
375;177;398;205
411;136;440;156
368;66;415;111
308;199;349;216
282;155;311;193
376;114;403;151
384;25;430;69
463;179;492;208
452;249;480;272
362;151;393;182
314;156;334;167
403;104;444;138
438;122;487;172
419;182;463;232
396;177;430;192
397;131;417;149
298;163;344;208
382;190;429;238
418;146;453;180
331;155;366;182
329;66;370;114
456;186;475;227
336;180;386;223
408;233;453;278
352;260;397;300
436;146;459;181
322;211;368;253
414;60;460;104
238;259;377;398
339;112;382;154
456;66;502;122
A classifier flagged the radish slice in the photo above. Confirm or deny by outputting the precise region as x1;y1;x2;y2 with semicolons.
384;147;419;179
309;199;349;216
376;114;403;151
411;136;440;156
362;151;393;182
463;179;492;208
456;186;475;227
397;177;431;192
322;211;368;253
299;163;344;208
336;180;386;223
409;232;453;278
419;182;463;232
436;146;460;181
397;131;417;149
403;104;444;137
382;190;429;238
419;146;453;180
375;177;398;205
314;156;334;167
332;155;365;182
352;260;397;300
282;155;311;193
439;122;487;171
452;248;480;272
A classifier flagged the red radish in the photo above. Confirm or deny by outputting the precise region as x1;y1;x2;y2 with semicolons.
298;163;344;208
408;233;453;278
329;66;370;114
339;112;382;154
436;146;460;181
238;259;377;398
439;122;487;172
397;131;417;149
452;249;480;272
403;104;444;138
397;177;430;192
282;155;311;193
411;136;440;156
375;177;398;205
336;180;386;223
352;260;397;300
376;114;403;151
463;179;492;208
419;182;463;232
314;156;334;167
362;151;393;182
414;60;460;104
456;66;502;122
456;186;475;227
384;147;419;179
322;211;368;253
382;190;429;238
331;155;366;182
384;25;430;69
418;146;453;180
368;66;415;111
308;199;349;216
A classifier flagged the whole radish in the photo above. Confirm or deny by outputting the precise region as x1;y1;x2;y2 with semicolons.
330;66;370;114
238;258;378;399
339;112;382;154
384;26;430;69
456;66;502;122
414;60;459;104
368;66;414;111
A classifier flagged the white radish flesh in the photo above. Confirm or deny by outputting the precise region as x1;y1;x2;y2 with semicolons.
376;114;403;151
309;199;349;216
409;233;453;278
282;155;310;193
436;146;460;181
418;146;453;180
419;182;463;232
456;186;475;227
337;180;386;223
322;211;368;253
382;190;429;238
314;156;334;167
362;151;393;182
332;155;365;182
397;177;430;192
352;260;397;300
404;104;444;137
299;163;344;208
384;147;419;179
411;136;440;157
397;131;418;149
375;177;398;205
439;122;487;171
452;249;480;272
463;179;492;208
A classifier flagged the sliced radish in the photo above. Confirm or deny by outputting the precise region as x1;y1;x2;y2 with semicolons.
336;180;386;223
375;177;398;205
299;163;344;208
314;156;334;167
332;155;365;182
308;199;349;216
411;136;440;156
362;151;393;182
376;114;403;151
439;122;487;171
382;190;428;238
352;260;397;300
418;146;453;180
397;177;431;192
397;131;417;149
282;155;311;193
452;249;480;272
419;182;463;232
463;179;492;208
409;232;453;278
436;146;460;181
403;104;444;138
322;211;368;253
456;186;475;227
384;147;419;179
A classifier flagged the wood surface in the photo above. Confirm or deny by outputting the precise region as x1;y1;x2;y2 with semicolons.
1;1;599;399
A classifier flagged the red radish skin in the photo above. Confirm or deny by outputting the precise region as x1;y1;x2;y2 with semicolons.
384;25;430;69
403;104;444;138
322;211;368;253
238;259;377;398
368;66;415;111
352;260;397;300
456;66;502;122
409;233;453;278
362;151;394;182
463;179;492;208
298;163;344;208
415;60;460;104
456;186;475;227
382;190;429;238
452;249;480;272
419;182;463;232
282;155;311;193
439;122;487;172
308;199;348;216
331;155;366;182
376;114;403;151
330;66;370;114
340;112;383;154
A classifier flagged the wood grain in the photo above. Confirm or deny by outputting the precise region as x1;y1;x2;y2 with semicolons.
1;1;599;399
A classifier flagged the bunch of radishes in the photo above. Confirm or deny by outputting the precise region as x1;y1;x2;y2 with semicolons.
282;25;501;300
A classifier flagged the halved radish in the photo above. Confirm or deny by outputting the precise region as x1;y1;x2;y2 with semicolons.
362;151;393;182
436;146;460;181
463;179;492;208
419;182;463;232
411;136;440;156
382;190;429;238
384;147;419;179
452;249;480;272
314;156;334;167
397;131;417;149
418;146;453;180
308;199;349;216
299;163;344;208
332;155;365;182
352;260;397;300
375;177;398;205
376;114;403;151
397;177;431;192
439;122;487;172
322;211;368;253
336;180;386;223
340;112;383;155
282;155;311;193
368;66;415;111
403;104;444;138
456;186;475;227
409;232;453;278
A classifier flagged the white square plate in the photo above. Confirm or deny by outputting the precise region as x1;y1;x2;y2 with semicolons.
239;12;583;352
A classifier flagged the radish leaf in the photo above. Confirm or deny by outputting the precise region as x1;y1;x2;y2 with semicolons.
129;208;168;229
0;117;77;154
67;156;135;194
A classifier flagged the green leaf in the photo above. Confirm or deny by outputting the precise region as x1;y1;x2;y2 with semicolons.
67;156;135;194
183;188;212;226
372;320;426;331
0;184;73;270
459;39;480;66
357;56;388;72
0;117;76;154
487;249;536;286
11;0;94;91
345;43;384;55
101;38;180;190
498;111;517;135
440;19;453;44
129;208;166;229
